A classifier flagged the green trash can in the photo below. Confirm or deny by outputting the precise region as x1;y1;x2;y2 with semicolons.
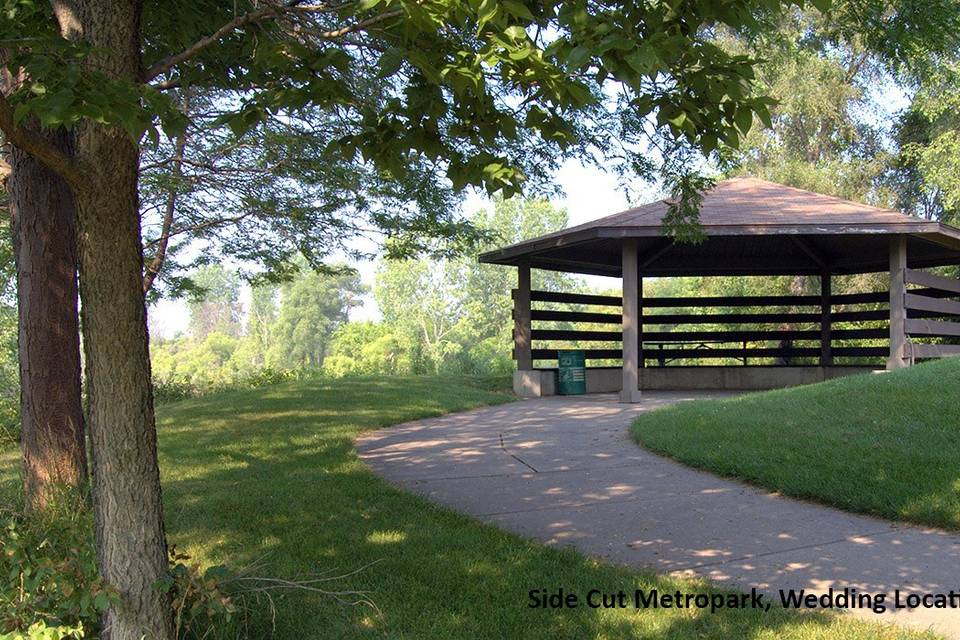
557;350;586;395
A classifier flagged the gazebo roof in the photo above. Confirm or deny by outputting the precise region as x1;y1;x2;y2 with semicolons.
479;177;960;277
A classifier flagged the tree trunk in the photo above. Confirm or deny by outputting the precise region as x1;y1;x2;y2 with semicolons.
8;127;87;510
57;1;174;638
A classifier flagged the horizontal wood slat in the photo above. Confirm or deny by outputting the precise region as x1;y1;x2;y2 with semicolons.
642;294;820;308
529;348;622;360
523;288;957;313
905;293;960;316
524;290;825;308
905;269;960;294
523;290;622;306
832;309;888;322
905;319;960;337
643;347;821;359
830;291;888;305
531;308;900;327
530;309;621;324
908;343;960;359
643;311;822;324
531;329;621;341
830;346;889;357
530;328;888;343
526;346;887;361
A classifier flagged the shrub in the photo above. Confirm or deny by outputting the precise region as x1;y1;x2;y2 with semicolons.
1;506;237;640
153;366;312;404
0;504;114;639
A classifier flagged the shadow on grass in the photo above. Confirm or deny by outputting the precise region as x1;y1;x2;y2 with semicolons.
156;378;921;639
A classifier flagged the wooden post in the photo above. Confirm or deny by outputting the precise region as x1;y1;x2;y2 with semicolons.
620;240;641;403
638;274;644;371
820;273;832;367
515;260;533;371
888;236;908;370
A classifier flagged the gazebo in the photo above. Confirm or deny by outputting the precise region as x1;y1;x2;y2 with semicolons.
479;177;960;401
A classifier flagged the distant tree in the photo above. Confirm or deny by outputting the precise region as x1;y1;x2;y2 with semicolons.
244;283;279;368
891;63;960;223
374;198;580;374
718;2;960;207
269;267;363;369
186;264;242;340
324;321;405;377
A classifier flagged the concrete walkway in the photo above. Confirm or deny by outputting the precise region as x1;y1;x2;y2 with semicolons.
356;393;960;638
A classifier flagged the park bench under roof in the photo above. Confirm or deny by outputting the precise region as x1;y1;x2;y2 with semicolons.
479;177;960;401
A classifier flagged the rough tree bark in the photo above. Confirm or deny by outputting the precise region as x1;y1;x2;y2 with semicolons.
51;1;174;638
8;126;87;510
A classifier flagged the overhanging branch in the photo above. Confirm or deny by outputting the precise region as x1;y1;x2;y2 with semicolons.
0;93;86;189
142;2;402;84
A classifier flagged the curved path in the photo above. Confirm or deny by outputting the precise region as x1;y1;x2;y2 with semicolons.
356;393;960;638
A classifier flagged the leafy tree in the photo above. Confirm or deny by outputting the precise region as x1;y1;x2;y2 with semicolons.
324;321;406;377
719;2;960;206
244;282;279;368
185;264;242;339
892;63;960;223
374;197;580;374
268;267;363;368
0;0;822;634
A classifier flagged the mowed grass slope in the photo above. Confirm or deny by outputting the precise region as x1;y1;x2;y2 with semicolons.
632;358;960;530
0;376;935;638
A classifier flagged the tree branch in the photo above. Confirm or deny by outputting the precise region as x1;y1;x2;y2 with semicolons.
143;4;286;82
0;93;86;189
142;2;402;83
143;128;187;293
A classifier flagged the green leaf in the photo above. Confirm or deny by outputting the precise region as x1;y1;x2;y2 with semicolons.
503;25;527;41
567;45;591;68
502;0;535;20
378;47;404;78
477;0;498;27
734;107;753;135
12;102;30;126
625;45;657;75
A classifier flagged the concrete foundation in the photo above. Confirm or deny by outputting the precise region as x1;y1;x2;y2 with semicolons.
513;366;879;397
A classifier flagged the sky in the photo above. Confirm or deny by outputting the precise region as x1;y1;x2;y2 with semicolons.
146;157;656;339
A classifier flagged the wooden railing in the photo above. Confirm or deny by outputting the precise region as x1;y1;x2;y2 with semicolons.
514;288;892;366
903;269;960;360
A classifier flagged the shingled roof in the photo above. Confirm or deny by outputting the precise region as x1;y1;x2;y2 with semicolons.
479;177;960;277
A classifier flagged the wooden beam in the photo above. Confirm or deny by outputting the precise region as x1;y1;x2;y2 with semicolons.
530;328;887;343
644;294;820;307
792;236;828;270
515;260;532;370
527;290;621;306
905;319;960;337
904;293;960;316
889;236;908;370
820;273;832;366
528;346;888;361
621;240;641;402
640;238;675;270
531;309;621;324
908;343;960;359
904;269;960;294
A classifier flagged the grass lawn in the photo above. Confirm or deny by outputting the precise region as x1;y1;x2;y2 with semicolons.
632;358;960;531
0;376;935;638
